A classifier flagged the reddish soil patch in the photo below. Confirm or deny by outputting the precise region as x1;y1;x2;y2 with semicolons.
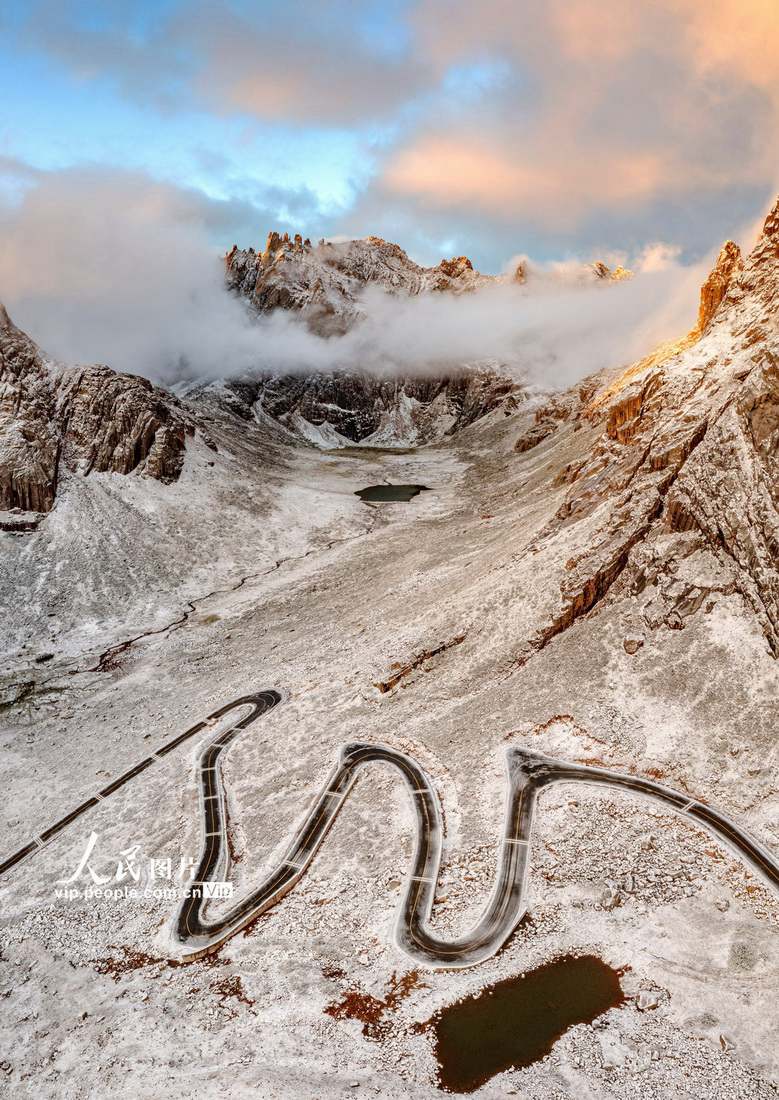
325;970;426;1040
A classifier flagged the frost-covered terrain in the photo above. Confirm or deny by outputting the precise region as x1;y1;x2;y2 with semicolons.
224;230;629;332
0;207;778;1099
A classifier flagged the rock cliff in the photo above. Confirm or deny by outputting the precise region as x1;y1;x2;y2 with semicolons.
512;196;779;661
224;230;627;335
187;365;520;448
0;305;193;513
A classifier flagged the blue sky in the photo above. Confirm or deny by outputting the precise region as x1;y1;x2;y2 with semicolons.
0;6;372;217
1;0;778;271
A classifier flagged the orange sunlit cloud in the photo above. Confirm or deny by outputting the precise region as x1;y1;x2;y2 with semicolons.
390;0;779;225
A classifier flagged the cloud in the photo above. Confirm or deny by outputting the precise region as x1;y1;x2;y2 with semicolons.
378;0;779;237
383;136;672;225
8;1;778;265
178;3;427;126
17;1;428;125
633;242;683;274
249;270;701;391
0;163;707;393
674;0;779;101
0;165;311;379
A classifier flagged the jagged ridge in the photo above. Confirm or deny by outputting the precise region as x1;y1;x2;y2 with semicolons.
225;230;631;335
511;197;779;661
0;305;195;514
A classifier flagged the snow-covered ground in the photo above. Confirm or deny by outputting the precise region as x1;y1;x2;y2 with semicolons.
0;386;776;1098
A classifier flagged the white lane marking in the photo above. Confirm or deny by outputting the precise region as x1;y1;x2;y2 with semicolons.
504;837;530;846
204;831;221;838
325;790;346;800
283;859;304;870
412;789;431;796
680;799;699;812
409;875;435;884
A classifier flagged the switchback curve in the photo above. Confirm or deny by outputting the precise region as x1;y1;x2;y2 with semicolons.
171;693;779;967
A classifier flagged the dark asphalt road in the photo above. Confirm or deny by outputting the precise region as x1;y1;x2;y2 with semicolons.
172;702;779;967
2;688;775;970
0;691;281;878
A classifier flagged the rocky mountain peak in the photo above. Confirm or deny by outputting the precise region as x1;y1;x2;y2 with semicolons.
728;195;779;321
260;230;313;262
223;231;493;331
437;255;474;279
695;240;743;334
0;306;194;516
591;260;633;282
757;193;779;245
224;230;643;337
513;260;527;284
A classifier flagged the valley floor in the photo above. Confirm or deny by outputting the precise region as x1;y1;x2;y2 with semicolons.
0;404;777;1099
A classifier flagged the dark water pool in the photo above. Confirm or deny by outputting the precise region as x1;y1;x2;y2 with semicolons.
355;484;430;502
431;954;625;1093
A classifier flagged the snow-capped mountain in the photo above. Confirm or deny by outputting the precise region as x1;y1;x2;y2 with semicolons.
2;201;779;1100
224;230;630;333
0;304;199;518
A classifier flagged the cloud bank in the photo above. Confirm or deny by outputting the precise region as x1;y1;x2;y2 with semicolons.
0;168;710;391
8;0;778;268
250;272;701;390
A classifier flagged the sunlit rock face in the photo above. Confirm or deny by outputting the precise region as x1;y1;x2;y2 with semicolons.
590;260;632;281
695;240;743;334
224;229;630;335
510;195;779;663
0;305;193;512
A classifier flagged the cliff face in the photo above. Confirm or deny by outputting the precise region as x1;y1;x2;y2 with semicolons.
510;196;779;661
0;305;59;512
0;306;192;513
188;366;521;448
695;240;743;334
224;230;627;335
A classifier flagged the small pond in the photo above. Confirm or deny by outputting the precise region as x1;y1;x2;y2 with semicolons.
355;484;430;503
431;954;626;1093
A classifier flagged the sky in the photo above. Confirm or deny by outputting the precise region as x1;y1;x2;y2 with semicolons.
1;0;778;273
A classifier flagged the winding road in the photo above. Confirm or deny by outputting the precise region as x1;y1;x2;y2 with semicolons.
2;690;777;968
172;691;779;967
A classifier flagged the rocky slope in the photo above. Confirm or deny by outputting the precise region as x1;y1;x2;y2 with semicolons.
188;366;521;448
225;230;630;334
2;206;779;1100
0;304;198;514
510;198;779;664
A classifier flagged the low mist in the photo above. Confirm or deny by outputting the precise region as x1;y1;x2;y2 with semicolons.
0;169;706;390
